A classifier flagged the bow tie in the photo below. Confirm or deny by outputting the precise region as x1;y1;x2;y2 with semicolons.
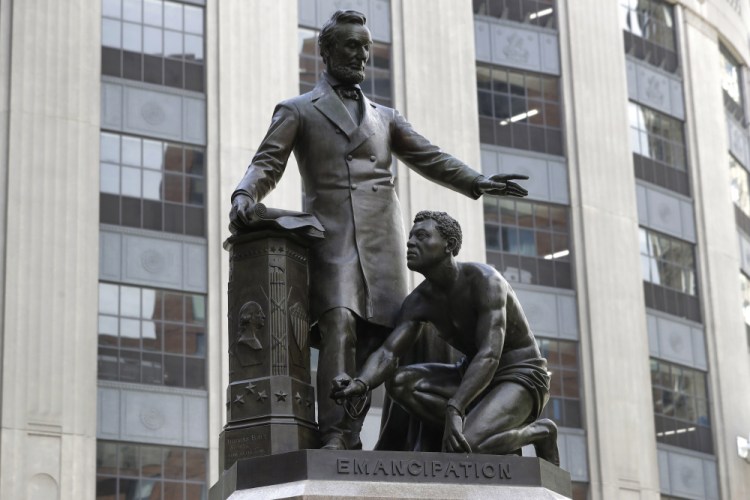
336;87;361;100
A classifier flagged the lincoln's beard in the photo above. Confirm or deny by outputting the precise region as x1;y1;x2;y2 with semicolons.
328;62;365;85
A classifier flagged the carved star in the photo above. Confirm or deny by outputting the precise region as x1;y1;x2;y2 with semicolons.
275;391;288;402
305;398;313;408
257;390;268;402
295;392;303;404
233;394;245;406
244;382;257;394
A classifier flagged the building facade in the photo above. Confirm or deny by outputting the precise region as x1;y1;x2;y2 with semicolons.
0;1;749;499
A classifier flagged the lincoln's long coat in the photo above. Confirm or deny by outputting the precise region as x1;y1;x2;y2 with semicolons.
234;78;482;327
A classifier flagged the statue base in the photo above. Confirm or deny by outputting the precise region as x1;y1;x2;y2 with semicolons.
209;450;572;500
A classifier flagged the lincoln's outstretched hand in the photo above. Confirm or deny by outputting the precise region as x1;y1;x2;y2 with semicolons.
476;174;529;197
229;193;256;228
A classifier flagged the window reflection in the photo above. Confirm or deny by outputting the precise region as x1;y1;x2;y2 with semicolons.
96;441;207;500
97;283;206;389
651;358;712;453
538;339;583;428
720;45;742;110
99;132;206;236
730;155;750;218
484;198;572;288
473;0;557;29
477;64;563;156
101;0;204;91
639;228;696;296
620;0;678;73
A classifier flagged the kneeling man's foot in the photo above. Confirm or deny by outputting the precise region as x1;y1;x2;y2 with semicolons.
531;418;560;466
321;435;347;450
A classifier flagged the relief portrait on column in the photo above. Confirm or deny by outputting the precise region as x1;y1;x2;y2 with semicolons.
232;301;265;368
229;10;529;451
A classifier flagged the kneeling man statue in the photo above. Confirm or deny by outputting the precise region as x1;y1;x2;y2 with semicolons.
332;211;559;465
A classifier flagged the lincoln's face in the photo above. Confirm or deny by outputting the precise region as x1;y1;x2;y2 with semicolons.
406;219;451;272
324;23;372;84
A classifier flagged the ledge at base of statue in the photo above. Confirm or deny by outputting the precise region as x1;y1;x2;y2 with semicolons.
209;450;572;500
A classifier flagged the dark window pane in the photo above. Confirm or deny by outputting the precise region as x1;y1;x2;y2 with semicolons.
102;47;122;77
96;477;117;498
164;58;183;88
164;203;184;233
119;479;139;498
119;350;141;383
163;355;184;387
185;62;204;92
144;54;163;84
98;347;119;380
122;50;142;80
121;197;141;227
185;206;205;236
185;358;205;389
100;193;120;225
141;351;163;384
186;148;204;175
143;199;163;231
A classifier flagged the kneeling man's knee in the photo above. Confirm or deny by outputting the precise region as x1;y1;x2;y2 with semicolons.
386;366;419;402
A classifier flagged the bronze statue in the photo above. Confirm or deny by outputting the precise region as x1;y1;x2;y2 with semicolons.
332;211;559;465
229;10;528;450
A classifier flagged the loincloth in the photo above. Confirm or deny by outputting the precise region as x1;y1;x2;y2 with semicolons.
458;357;550;423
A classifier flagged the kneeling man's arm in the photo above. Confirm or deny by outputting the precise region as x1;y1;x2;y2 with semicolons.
446;280;506;416
331;319;424;400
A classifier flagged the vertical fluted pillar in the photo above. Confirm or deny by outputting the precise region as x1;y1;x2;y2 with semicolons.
681;9;750;499
205;0;300;483
560;0;660;498
0;1;100;499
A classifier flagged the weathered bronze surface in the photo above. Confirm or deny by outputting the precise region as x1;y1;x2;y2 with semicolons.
220;221;322;470
228;9;529;451
333;211;559;465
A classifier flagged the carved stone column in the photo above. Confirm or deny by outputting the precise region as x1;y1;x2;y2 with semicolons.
220;228;321;471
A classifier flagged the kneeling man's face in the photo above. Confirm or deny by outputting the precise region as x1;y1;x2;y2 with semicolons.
406;219;449;272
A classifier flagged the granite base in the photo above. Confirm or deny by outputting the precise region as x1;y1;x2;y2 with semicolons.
209;450;571;500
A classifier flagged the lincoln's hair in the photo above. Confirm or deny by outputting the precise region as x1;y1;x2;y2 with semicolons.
413;211;463;256
318;10;367;63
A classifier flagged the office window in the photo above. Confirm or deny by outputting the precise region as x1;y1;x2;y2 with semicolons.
102;0;205;92
99;132;206;236
720;44;744;122
629;102;690;195
640;228;696;296
98;283;207;389
730;155;750;219
538;339;582;428
484;198;572;288
477;64;563;156
473;0;557;29
96;440;207;500
298;27;392;107
620;0;678;73
740;273;750;350
640;228;701;322
651;359;712;454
